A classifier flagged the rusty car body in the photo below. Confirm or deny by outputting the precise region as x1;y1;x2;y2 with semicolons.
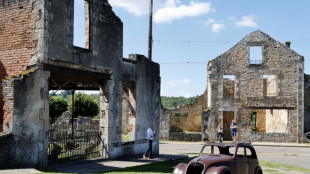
173;142;262;174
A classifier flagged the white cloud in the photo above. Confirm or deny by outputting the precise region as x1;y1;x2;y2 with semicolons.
161;90;169;96
166;78;191;87
235;14;258;28
227;16;236;21
176;91;191;98
109;0;162;16
154;0;214;23
211;23;225;33
201;18;225;33
203;18;215;27
182;78;191;83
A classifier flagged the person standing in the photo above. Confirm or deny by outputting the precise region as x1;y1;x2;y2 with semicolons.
217;126;223;143
230;120;237;142
143;124;154;159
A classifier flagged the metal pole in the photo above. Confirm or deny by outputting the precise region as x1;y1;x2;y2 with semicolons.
71;90;75;138
148;0;153;61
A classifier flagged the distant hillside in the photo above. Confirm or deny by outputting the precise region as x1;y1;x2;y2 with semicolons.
161;96;198;109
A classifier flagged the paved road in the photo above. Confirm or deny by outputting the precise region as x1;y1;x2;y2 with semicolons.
160;141;310;170
1;141;309;174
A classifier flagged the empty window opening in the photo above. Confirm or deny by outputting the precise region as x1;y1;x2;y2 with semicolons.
74;0;90;49
121;87;136;142
223;75;235;97
249;46;262;64
251;109;288;133
263;75;277;96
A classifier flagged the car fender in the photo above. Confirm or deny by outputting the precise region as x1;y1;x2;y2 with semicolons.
205;166;232;174
173;163;187;174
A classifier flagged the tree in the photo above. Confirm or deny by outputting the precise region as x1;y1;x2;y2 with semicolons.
60;90;72;99
49;96;68;119
72;93;99;118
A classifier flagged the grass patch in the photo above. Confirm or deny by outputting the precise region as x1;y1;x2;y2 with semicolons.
101;158;193;174
263;168;284;174
35;158;310;174
122;134;130;142
259;160;310;173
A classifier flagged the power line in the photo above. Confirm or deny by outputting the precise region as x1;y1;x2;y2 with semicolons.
159;60;310;64
160;61;208;64
124;39;310;45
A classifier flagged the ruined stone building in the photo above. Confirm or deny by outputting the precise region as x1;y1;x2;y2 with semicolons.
160;92;207;141
207;30;308;143
161;30;309;143
0;0;160;167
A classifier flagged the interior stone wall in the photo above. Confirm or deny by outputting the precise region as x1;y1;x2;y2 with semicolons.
169;90;208;132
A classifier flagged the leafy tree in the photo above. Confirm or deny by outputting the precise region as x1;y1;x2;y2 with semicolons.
60;90;72;99
71;93;99;118
161;96;198;108
49;96;68;119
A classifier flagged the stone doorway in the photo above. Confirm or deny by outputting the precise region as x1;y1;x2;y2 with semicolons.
223;111;234;141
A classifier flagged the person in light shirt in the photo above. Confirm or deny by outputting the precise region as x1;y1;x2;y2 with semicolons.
143;124;155;159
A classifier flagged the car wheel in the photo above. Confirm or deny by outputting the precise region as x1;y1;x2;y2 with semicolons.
255;169;262;174
220;167;231;174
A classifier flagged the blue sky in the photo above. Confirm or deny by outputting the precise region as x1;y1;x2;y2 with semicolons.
74;0;310;97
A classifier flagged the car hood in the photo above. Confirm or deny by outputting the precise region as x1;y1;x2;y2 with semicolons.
189;154;234;166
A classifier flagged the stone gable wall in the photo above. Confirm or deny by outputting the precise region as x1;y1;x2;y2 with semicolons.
207;30;304;142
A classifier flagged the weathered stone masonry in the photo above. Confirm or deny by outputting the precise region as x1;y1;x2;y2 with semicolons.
205;30;307;143
0;0;41;132
159;31;309;143
0;0;160;167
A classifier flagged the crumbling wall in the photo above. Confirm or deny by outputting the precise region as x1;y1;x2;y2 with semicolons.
169;91;208;132
160;105;171;140
207;30;304;143
0;0;43;133
0;69;50;167
305;74;310;132
0;0;161;166
121;54;161;157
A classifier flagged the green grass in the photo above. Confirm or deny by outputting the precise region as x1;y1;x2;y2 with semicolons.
259;160;310;174
101;158;193;174
35;158;310;174
122;134;130;142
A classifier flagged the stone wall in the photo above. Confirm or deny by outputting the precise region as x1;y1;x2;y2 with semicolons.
305;74;310;132
0;0;161;167
160;105;171;140
0;0;42;133
207;30;304;143
169;91;208;132
169;132;202;142
0;69;50;167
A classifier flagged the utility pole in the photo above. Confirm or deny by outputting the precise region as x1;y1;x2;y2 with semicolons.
148;0;153;61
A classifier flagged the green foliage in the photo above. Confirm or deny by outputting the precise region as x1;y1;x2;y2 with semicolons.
161;96;198;108
59;90;72;99
71;92;99;118
49;96;68;119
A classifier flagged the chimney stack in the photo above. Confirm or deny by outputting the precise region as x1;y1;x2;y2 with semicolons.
285;41;291;48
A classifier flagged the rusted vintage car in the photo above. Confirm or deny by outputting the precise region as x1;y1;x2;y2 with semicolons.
173;143;262;174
